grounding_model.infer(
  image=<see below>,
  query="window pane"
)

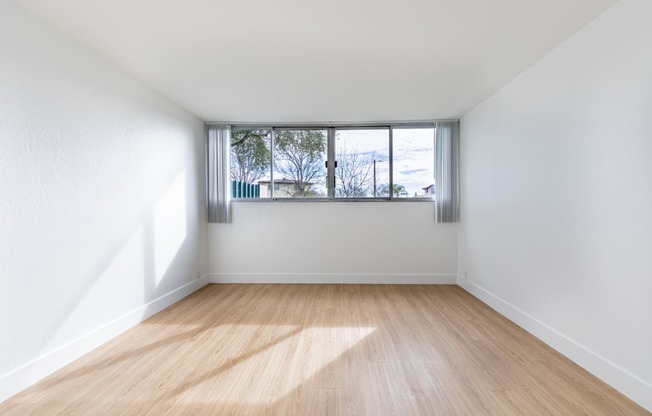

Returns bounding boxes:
[392,127,435,198]
[230,129,271,199]
[273,129,328,198]
[334,129,389,198]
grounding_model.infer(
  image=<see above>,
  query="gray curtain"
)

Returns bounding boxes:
[207,124,231,223]
[434,121,460,223]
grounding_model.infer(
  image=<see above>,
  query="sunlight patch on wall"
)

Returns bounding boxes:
[153,171,187,285]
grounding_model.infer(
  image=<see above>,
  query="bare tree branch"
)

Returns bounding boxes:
[335,142,375,197]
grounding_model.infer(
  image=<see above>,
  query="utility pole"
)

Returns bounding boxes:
[373,159,377,197]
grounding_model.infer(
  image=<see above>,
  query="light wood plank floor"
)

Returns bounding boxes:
[1,284,648,415]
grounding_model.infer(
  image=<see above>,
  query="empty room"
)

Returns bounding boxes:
[1,0,650,414]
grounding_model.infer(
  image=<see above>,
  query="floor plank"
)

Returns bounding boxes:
[0,284,648,415]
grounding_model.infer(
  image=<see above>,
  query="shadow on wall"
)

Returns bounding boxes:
[30,168,197,362]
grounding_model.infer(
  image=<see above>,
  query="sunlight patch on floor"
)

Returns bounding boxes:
[174,325,376,405]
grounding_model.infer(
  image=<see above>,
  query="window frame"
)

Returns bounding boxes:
[230,121,451,202]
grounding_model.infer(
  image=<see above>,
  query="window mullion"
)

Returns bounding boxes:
[388,126,394,200]
[327,127,335,199]
[270,128,275,199]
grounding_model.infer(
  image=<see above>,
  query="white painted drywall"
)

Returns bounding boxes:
[0,0,207,402]
[459,0,652,410]
[209,202,457,282]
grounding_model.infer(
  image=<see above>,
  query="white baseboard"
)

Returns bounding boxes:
[0,275,210,405]
[457,276,652,412]
[209,273,457,284]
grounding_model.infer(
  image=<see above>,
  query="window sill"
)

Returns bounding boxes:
[232,198,435,203]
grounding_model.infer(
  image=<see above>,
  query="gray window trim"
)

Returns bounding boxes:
[228,120,454,202]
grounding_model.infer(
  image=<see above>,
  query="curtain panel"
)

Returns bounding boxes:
[207,124,231,223]
[434,121,460,223]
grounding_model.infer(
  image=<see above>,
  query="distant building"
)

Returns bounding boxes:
[258,178,315,198]
[422,184,436,196]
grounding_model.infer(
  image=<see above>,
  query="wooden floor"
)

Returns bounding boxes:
[1,285,648,416]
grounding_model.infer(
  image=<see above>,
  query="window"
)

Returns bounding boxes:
[392,127,435,199]
[335,128,389,198]
[273,129,328,198]
[229,124,438,201]
[230,129,271,199]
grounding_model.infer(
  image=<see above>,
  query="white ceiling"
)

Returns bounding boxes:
[12,0,618,122]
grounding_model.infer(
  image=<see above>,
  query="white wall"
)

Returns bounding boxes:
[0,1,207,402]
[458,0,652,410]
[209,202,457,283]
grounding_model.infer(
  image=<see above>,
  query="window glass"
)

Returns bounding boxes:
[230,129,271,199]
[335,129,389,198]
[391,127,435,198]
[273,129,328,198]
[230,124,439,201]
